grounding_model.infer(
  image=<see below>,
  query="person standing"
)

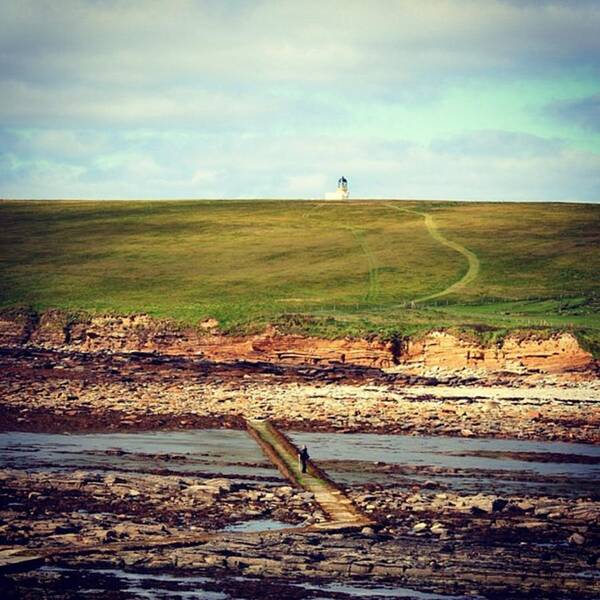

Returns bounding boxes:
[298,445,309,473]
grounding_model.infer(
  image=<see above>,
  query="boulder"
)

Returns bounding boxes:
[568,533,585,546]
[412,522,428,533]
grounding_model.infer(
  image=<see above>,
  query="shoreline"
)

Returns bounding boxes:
[1,337,599,598]
[1,347,598,444]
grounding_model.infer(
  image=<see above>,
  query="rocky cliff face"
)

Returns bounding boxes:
[0,310,593,374]
[403,330,593,373]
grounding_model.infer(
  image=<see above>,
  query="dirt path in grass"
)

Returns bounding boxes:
[343,226,380,301]
[388,204,480,302]
[300,202,476,305]
[302,204,380,302]
[247,419,373,528]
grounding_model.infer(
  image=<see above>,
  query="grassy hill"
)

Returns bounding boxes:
[1,199,599,351]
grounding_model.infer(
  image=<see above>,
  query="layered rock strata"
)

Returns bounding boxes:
[2,467,598,598]
[0,310,594,374]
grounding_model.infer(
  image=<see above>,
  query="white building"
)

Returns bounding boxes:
[324,176,349,200]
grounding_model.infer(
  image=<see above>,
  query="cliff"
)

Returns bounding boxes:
[0,309,593,374]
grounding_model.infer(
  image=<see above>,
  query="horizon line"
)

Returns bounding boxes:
[1,197,598,205]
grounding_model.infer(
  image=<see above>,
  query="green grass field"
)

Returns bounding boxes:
[1,200,599,351]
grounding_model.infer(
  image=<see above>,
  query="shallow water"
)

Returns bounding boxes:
[1,429,598,497]
[0,429,282,481]
[298,580,470,599]
[30,567,476,599]
[222,517,297,532]
[289,431,600,496]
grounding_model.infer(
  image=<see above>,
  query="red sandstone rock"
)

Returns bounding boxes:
[403,331,592,374]
[0,310,594,374]
[29,310,68,346]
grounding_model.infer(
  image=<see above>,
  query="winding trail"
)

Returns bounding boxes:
[300,202,326,218]
[387,204,480,303]
[302,202,478,305]
[247,419,373,530]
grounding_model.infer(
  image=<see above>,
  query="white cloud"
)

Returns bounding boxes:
[2,129,598,201]
[1,1,599,125]
[1,1,599,200]
[191,168,219,185]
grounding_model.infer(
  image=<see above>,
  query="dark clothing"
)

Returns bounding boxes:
[299,447,309,473]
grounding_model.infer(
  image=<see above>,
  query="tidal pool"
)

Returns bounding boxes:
[222,517,298,533]
[21,567,478,599]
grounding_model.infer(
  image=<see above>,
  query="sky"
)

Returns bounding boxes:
[0,0,599,201]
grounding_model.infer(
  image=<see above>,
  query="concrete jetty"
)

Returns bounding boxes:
[247,419,374,530]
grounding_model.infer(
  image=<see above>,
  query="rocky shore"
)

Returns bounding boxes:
[1,317,599,598]
[0,468,324,545]
[1,347,598,443]
[1,463,598,598]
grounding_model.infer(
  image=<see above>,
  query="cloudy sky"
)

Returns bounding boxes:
[1,0,599,201]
